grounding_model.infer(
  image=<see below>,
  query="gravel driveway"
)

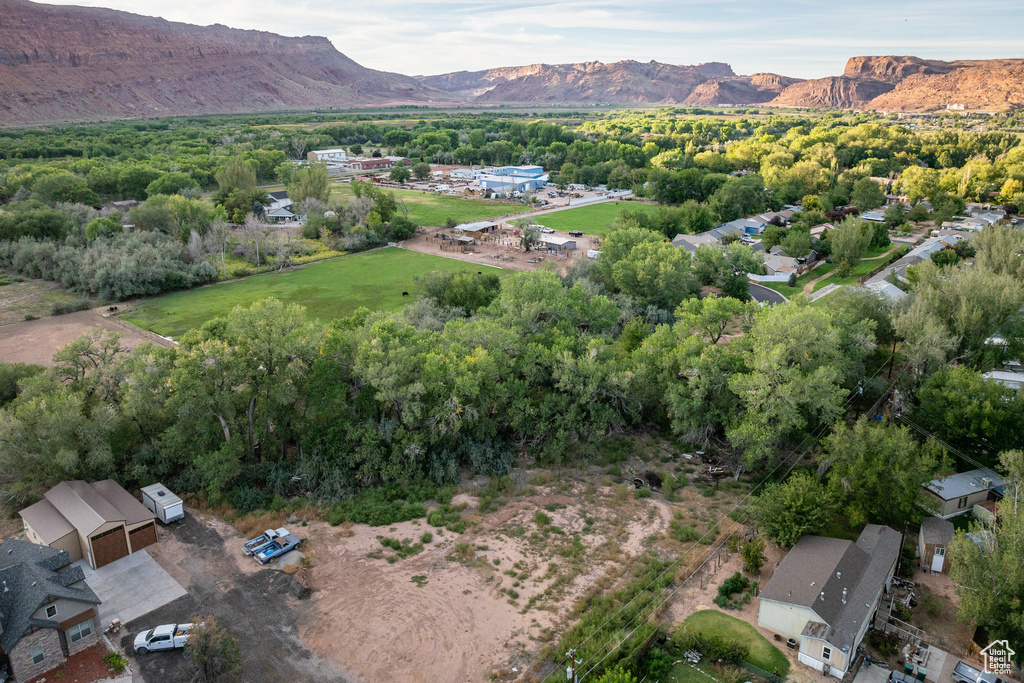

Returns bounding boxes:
[120,516,346,683]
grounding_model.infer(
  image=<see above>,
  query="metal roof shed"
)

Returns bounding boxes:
[140,484,184,524]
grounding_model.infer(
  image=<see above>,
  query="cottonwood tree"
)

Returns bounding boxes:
[204,219,232,278]
[821,419,946,527]
[240,215,270,266]
[674,295,754,344]
[751,470,833,546]
[949,450,1024,655]
[214,157,257,194]
[288,163,330,205]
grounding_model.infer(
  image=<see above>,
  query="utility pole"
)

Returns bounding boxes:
[566,648,580,683]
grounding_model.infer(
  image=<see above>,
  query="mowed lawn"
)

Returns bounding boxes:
[681,610,791,676]
[125,248,503,338]
[533,201,661,237]
[330,184,530,226]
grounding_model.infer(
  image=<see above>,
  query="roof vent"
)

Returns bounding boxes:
[842,588,848,604]
[836,571,841,579]
[820,591,825,601]
[981,477,992,489]
[157,490,166,497]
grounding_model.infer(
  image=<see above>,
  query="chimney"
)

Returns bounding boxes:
[842,588,848,604]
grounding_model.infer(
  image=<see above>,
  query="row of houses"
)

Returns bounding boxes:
[863,230,970,300]
[306,149,409,175]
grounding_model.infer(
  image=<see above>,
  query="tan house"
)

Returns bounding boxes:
[921,468,1004,519]
[0,539,101,681]
[918,517,954,574]
[20,480,157,570]
[757,525,902,678]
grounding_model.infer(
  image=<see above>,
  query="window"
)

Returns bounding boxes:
[822,646,832,661]
[44,604,57,619]
[68,620,92,643]
[935,547,945,557]
[958,496,969,509]
[30,643,44,664]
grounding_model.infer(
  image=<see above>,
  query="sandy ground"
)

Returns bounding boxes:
[0,308,170,366]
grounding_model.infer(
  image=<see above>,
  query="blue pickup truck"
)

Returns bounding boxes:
[253,533,302,564]
[243,527,289,556]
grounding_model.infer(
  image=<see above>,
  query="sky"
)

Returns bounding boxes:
[41,0,1024,78]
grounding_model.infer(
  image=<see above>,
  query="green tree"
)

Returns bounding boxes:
[215,157,257,194]
[674,295,753,344]
[117,166,162,201]
[288,163,331,205]
[593,667,637,683]
[949,450,1024,656]
[752,470,833,546]
[390,165,411,184]
[691,243,764,301]
[146,171,199,198]
[850,177,886,211]
[781,228,812,258]
[85,217,122,241]
[412,162,431,180]
[822,419,945,527]
[883,203,906,229]
[828,218,871,270]
[742,537,766,574]
[187,617,242,683]
[32,172,99,206]
[761,224,788,250]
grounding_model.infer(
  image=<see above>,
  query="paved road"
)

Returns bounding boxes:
[749,282,788,305]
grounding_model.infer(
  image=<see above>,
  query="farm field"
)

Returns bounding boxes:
[124,248,503,338]
[330,183,530,226]
[533,201,660,237]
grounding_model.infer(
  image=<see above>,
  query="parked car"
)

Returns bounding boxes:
[539,227,555,233]
[953,661,1007,683]
[889,672,917,683]
[134,623,195,654]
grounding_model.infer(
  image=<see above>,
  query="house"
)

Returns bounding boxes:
[757,525,902,678]
[539,235,577,252]
[264,191,292,213]
[860,209,887,223]
[672,223,745,253]
[981,370,1024,392]
[266,207,299,223]
[921,469,1005,519]
[918,517,955,573]
[0,539,101,682]
[863,280,908,302]
[764,253,800,276]
[307,148,348,163]
[20,480,158,570]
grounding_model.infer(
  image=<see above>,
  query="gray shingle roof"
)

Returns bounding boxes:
[22,480,155,541]
[0,539,100,654]
[762,525,901,653]
[920,517,955,546]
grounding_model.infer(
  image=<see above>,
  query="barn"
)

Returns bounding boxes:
[19,480,158,570]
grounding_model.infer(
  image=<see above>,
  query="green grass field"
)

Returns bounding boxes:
[533,201,661,237]
[681,610,791,676]
[125,248,503,338]
[330,184,530,227]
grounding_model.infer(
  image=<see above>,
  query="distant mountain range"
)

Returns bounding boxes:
[1,0,1021,126]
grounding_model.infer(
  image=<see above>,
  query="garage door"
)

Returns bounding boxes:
[91,527,129,568]
[128,522,157,552]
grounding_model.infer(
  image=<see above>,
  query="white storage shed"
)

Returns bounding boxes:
[140,483,184,524]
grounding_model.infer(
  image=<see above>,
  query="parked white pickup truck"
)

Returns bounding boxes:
[134,623,195,654]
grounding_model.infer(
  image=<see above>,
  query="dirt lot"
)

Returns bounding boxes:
[121,513,345,683]
[0,273,98,326]
[0,308,168,366]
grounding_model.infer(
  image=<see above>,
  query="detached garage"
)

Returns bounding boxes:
[19,480,157,570]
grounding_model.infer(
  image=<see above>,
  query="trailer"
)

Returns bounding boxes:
[253,533,302,564]
[140,483,184,524]
[952,661,1007,683]
[243,527,289,556]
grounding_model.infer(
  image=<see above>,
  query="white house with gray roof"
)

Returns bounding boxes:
[757,525,902,678]
[922,468,1004,519]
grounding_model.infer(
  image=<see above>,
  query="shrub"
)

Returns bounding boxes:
[669,521,699,543]
[672,625,749,664]
[426,503,466,533]
[534,511,551,527]
[231,487,268,514]
[741,537,766,574]
[327,481,444,527]
[714,572,754,609]
[50,299,90,316]
[103,651,128,674]
[634,487,651,499]
[420,531,433,544]
[919,594,941,618]
[866,628,900,657]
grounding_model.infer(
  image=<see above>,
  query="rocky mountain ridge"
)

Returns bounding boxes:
[0,0,447,126]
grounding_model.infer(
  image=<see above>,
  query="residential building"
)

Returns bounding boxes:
[862,280,908,302]
[981,370,1024,392]
[348,157,404,172]
[539,235,577,252]
[307,148,348,162]
[757,525,902,678]
[0,539,101,681]
[764,253,800,276]
[921,468,1005,519]
[918,517,954,574]
[671,223,745,253]
[20,480,158,570]
[266,207,299,223]
[264,191,292,213]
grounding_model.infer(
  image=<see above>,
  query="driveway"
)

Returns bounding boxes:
[120,514,345,682]
[854,662,892,683]
[749,282,788,305]
[75,548,187,628]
